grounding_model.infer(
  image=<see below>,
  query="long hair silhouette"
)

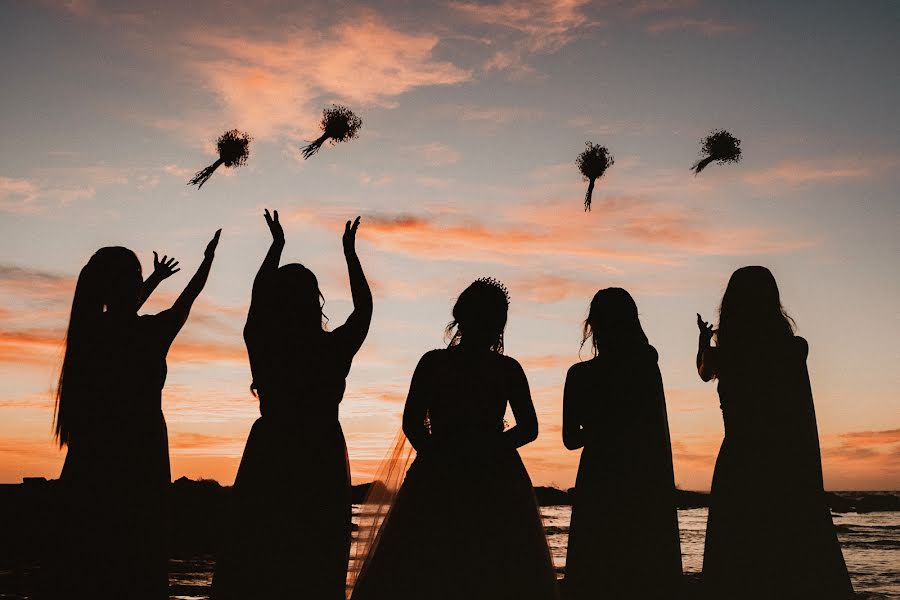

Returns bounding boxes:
[55,246,142,447]
[716,266,795,350]
[445,277,510,353]
[247,263,326,396]
[581,287,649,356]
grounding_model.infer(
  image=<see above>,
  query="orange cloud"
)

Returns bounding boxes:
[821,428,900,480]
[519,353,577,371]
[0,437,63,482]
[168,338,247,364]
[0,327,245,370]
[345,196,811,266]
[169,431,246,455]
[0,329,63,367]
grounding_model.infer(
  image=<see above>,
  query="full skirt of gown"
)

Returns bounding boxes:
[702,436,853,599]
[563,445,682,599]
[211,416,351,600]
[351,435,559,600]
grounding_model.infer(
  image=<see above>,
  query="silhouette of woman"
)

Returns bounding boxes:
[562,288,682,599]
[351,278,559,600]
[697,266,852,598]
[45,233,221,599]
[211,210,372,600]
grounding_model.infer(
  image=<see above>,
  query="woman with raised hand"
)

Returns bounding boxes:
[351,278,558,600]
[562,288,682,599]
[46,232,221,599]
[212,210,372,600]
[697,266,852,598]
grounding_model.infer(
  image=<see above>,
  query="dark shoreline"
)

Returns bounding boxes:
[1,477,897,566]
[1,478,896,599]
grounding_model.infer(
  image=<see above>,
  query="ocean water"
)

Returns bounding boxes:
[541,507,900,598]
[158,506,900,599]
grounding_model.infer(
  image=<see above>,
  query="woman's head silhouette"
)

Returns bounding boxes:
[55,246,143,446]
[582,287,648,357]
[270,263,327,332]
[717,265,795,349]
[446,277,510,353]
[82,246,143,313]
[248,263,327,396]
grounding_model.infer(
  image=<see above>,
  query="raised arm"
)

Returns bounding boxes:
[137,251,180,310]
[504,358,539,448]
[696,313,717,382]
[333,216,373,357]
[402,351,437,453]
[252,209,285,298]
[162,230,220,337]
[562,364,585,450]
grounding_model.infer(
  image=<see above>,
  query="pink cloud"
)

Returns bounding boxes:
[450,0,600,77]
[451,0,595,53]
[179,16,471,140]
[744,156,900,187]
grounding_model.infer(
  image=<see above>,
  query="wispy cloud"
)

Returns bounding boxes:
[451,0,599,76]
[628,0,700,16]
[452,0,595,52]
[744,156,900,188]
[457,105,544,124]
[0,176,95,214]
[821,428,900,488]
[645,17,742,35]
[175,16,471,141]
[283,195,815,269]
[418,142,462,166]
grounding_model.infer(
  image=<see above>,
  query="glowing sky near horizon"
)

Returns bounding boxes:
[0,0,898,490]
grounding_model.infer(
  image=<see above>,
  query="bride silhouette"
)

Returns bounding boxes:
[211,210,371,599]
[351,278,559,600]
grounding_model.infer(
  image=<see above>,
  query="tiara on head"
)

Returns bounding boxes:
[475,276,510,306]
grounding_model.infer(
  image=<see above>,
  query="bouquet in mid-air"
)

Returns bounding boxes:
[691,129,742,175]
[576,142,615,211]
[300,104,363,159]
[188,129,251,189]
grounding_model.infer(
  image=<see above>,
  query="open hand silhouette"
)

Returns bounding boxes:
[263,208,284,243]
[151,252,180,280]
[697,313,715,346]
[343,216,361,255]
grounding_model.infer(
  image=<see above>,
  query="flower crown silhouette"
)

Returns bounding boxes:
[475,276,510,306]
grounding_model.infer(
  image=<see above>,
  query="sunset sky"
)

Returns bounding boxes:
[1,0,898,490]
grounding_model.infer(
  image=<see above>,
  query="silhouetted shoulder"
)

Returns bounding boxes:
[416,348,447,370]
[139,309,185,346]
[421,348,446,361]
[566,359,592,380]
[499,354,527,377]
[793,336,809,359]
